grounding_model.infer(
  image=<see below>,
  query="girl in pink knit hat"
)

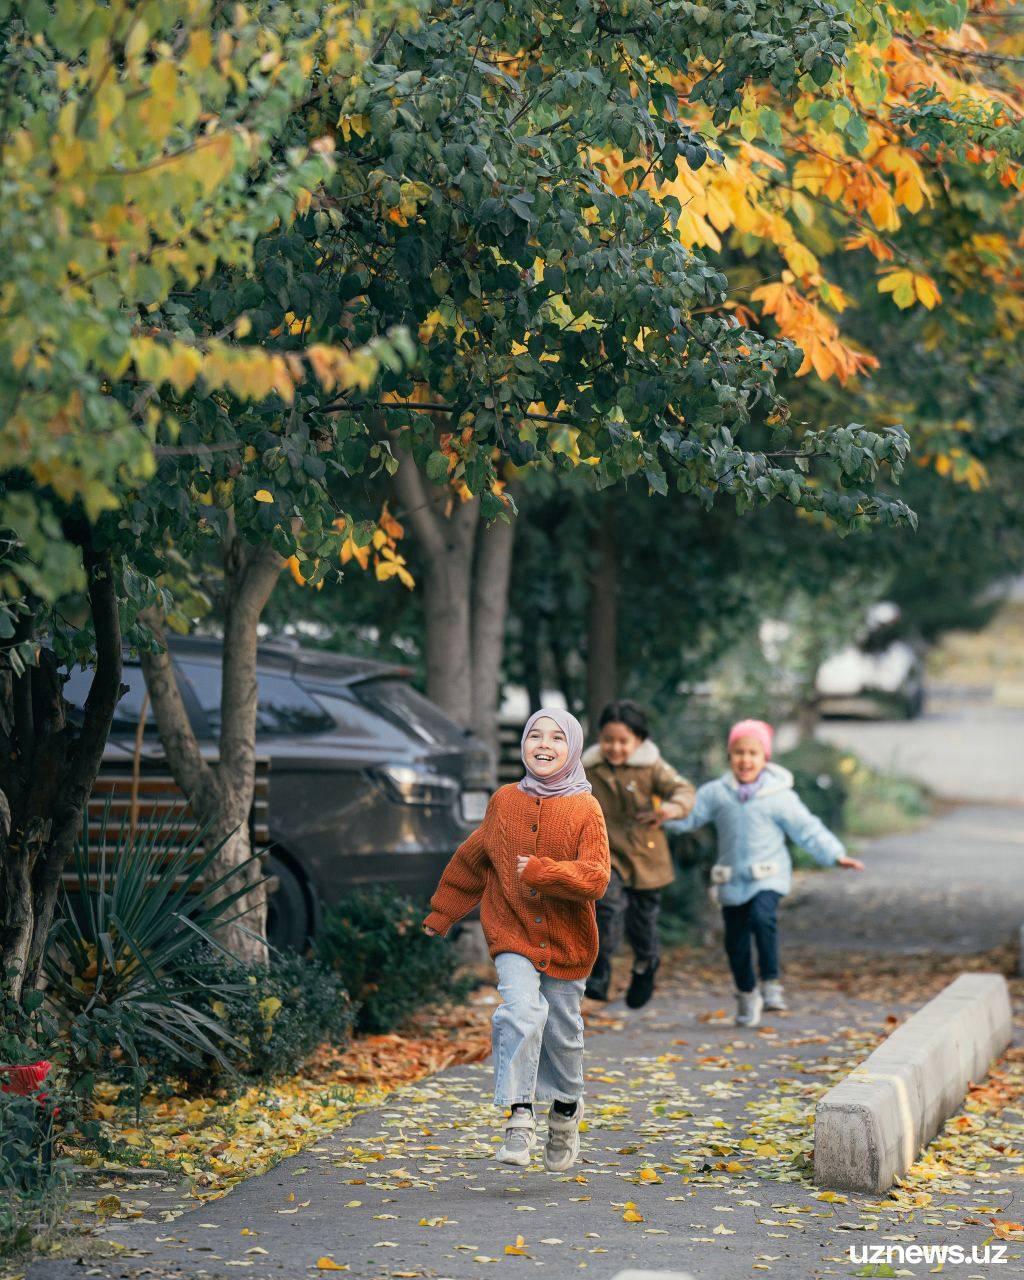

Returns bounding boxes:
[664,718,863,1026]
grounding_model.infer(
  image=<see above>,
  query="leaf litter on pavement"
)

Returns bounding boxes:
[65,994,495,1229]
[58,945,1023,1274]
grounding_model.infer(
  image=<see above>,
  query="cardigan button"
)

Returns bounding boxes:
[539,941,547,948]
[529,889,537,897]
[531,824,538,832]
[534,916,542,924]
[539,960,548,968]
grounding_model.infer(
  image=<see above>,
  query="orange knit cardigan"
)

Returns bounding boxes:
[424,784,611,979]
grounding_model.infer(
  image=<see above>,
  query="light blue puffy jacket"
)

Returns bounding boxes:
[662,763,845,906]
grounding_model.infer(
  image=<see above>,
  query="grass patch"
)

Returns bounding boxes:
[779,738,932,861]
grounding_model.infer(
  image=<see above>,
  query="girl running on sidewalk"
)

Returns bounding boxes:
[583,699,695,1009]
[423,708,610,1171]
[664,719,863,1028]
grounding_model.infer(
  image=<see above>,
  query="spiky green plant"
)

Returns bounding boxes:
[45,803,265,1105]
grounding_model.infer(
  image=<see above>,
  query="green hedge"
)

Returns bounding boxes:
[138,952,354,1085]
[314,888,470,1034]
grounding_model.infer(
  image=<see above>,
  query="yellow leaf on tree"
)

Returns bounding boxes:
[254,489,274,503]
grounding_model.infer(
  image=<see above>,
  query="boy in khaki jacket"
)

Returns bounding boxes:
[583,700,695,1008]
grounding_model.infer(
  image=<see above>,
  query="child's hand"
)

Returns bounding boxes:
[422,924,439,937]
[516,855,530,876]
[638,802,684,827]
[837,855,865,871]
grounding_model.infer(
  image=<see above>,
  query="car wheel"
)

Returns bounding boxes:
[900,685,925,720]
[265,853,312,952]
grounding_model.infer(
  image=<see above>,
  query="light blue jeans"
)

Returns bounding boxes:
[491,951,586,1108]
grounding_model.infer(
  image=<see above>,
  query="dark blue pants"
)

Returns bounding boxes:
[590,868,661,993]
[722,890,781,993]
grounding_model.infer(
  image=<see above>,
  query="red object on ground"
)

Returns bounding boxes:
[1,1059,53,1096]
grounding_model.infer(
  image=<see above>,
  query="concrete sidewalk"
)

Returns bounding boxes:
[24,792,1024,1280]
[28,958,1023,1280]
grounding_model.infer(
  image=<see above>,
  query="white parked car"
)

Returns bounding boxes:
[816,603,925,719]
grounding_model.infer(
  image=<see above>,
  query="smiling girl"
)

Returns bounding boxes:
[665,718,863,1028]
[423,708,610,1171]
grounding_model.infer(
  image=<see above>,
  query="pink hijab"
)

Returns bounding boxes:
[518,708,592,798]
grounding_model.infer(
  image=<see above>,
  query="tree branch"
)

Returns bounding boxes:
[138,608,219,816]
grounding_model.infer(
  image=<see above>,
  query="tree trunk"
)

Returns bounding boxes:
[0,792,35,1002]
[140,536,282,963]
[392,448,478,727]
[797,691,822,742]
[0,544,123,999]
[470,499,516,769]
[586,495,618,729]
[26,547,123,985]
[521,620,543,717]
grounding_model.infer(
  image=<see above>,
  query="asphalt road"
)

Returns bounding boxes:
[817,694,1024,806]
[786,801,1024,955]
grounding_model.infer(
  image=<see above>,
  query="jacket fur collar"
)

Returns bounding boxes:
[583,739,661,769]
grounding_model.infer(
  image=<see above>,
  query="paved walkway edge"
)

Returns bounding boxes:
[813,972,1013,1194]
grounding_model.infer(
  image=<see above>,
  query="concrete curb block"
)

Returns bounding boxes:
[814,972,1013,1194]
[611,1273,694,1280]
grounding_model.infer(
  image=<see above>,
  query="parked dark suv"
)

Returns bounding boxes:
[64,637,491,949]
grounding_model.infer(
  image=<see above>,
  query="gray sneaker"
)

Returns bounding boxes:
[544,1099,584,1173]
[761,980,787,1011]
[735,988,763,1028]
[497,1110,536,1167]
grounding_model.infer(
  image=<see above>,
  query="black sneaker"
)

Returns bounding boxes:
[584,979,609,1002]
[625,960,660,1009]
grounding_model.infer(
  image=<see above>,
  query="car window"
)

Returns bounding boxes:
[62,663,159,735]
[178,661,333,737]
[354,678,463,746]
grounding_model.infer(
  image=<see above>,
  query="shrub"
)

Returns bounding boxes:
[139,951,354,1085]
[315,888,470,1034]
[777,739,931,854]
[45,805,265,1104]
[776,739,849,835]
[0,990,73,1260]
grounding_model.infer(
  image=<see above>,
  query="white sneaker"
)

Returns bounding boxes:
[497,1109,537,1167]
[761,980,787,1011]
[544,1099,584,1173]
[735,989,763,1028]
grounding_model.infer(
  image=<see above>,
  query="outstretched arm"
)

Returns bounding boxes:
[776,793,846,867]
[424,816,491,935]
[639,758,697,824]
[662,784,716,835]
[520,801,611,902]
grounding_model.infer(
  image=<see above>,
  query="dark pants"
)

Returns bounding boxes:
[590,868,661,991]
[722,890,781,993]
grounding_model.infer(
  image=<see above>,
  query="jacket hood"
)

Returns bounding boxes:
[583,738,661,769]
[721,761,794,797]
